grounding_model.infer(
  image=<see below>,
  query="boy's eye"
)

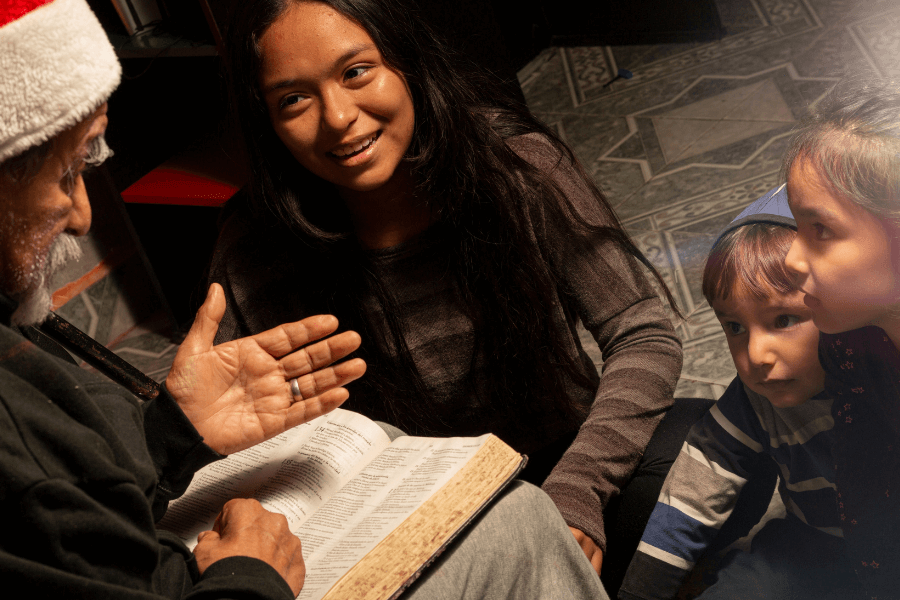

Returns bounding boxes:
[722,321,746,336]
[775,315,801,329]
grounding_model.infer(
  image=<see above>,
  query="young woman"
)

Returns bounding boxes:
[783,79,900,598]
[209,0,685,580]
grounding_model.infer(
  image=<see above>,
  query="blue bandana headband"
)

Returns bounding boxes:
[717,184,795,243]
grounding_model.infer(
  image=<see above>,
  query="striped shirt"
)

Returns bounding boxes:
[619,377,838,600]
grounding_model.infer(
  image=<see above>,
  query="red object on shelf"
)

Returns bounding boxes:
[120,167,240,206]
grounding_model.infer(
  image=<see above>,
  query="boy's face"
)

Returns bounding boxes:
[712,283,824,407]
[785,159,900,334]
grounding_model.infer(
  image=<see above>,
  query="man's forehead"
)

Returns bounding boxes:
[56,107,108,161]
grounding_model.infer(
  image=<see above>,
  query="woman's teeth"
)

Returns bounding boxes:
[331,133,377,157]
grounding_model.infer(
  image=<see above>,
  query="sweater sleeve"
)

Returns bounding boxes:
[618,378,764,600]
[142,386,224,522]
[510,135,682,551]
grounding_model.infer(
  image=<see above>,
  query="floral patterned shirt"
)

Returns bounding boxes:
[820,327,900,600]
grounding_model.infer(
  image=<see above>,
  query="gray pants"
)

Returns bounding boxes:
[378,423,608,600]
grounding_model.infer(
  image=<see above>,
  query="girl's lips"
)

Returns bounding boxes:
[327,131,381,163]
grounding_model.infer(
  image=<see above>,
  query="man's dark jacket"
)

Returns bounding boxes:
[0,295,294,599]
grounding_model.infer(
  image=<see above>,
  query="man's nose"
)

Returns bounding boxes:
[65,176,92,237]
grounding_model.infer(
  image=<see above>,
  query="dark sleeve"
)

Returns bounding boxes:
[0,369,292,600]
[184,558,294,600]
[142,386,224,522]
[511,135,682,551]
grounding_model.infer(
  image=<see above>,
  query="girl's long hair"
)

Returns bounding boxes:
[223,0,678,437]
[782,78,900,227]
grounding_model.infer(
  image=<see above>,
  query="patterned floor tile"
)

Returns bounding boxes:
[681,335,738,387]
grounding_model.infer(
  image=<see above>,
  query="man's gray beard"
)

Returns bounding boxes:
[11,234,83,327]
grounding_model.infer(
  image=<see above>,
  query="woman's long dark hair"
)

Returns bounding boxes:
[223,0,678,438]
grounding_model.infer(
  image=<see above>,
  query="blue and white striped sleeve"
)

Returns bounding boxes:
[619,378,764,600]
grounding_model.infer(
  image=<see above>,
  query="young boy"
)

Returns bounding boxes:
[618,186,859,599]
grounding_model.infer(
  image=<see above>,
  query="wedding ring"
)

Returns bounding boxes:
[290,377,302,400]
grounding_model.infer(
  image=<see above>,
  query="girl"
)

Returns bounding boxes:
[209,0,684,580]
[783,79,900,599]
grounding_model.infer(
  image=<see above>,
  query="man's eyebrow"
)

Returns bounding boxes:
[264,43,375,94]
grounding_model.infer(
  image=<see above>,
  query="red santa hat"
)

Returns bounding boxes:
[0,0,121,163]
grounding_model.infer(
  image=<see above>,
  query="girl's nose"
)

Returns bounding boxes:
[784,237,806,275]
[321,88,359,132]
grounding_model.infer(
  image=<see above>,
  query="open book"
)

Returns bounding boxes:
[157,409,526,600]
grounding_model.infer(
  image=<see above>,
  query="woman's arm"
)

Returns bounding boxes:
[510,133,682,554]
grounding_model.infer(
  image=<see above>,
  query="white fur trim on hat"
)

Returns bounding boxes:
[0,0,121,163]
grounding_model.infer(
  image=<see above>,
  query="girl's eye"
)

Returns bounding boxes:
[722,321,746,336]
[279,94,305,110]
[813,223,833,240]
[345,66,371,81]
[775,315,801,329]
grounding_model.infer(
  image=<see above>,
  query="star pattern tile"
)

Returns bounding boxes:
[522,0,900,398]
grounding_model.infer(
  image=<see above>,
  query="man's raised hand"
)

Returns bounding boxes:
[166,283,366,455]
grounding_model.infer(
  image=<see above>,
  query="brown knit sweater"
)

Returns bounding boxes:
[207,135,682,551]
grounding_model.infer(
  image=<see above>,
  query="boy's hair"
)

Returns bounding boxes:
[702,223,796,302]
[781,78,900,225]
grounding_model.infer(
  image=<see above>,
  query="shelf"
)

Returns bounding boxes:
[108,29,216,59]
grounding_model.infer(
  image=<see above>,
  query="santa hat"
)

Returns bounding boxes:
[0,0,121,163]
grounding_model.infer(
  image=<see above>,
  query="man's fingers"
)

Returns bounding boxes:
[280,331,362,378]
[180,284,227,357]
[287,358,366,399]
[252,315,340,358]
[285,387,350,428]
[196,530,217,543]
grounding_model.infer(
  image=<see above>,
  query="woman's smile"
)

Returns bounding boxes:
[327,130,382,162]
[258,2,415,198]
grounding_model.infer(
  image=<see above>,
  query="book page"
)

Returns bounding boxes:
[157,409,391,547]
[297,435,490,600]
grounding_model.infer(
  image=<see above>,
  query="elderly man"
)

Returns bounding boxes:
[0,1,608,599]
[0,0,366,597]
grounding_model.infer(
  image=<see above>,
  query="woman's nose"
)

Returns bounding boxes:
[321,88,359,132]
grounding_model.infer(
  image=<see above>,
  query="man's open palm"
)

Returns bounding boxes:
[166,284,366,455]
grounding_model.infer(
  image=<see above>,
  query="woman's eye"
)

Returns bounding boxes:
[775,315,801,329]
[723,321,746,335]
[345,66,371,81]
[279,94,304,110]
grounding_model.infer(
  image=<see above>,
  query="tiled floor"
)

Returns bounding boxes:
[523,0,900,398]
[58,0,900,397]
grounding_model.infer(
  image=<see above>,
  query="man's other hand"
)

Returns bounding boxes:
[194,499,305,595]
